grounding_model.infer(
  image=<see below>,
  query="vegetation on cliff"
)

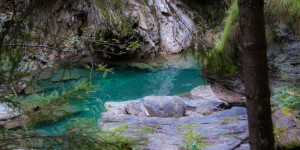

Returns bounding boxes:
[204,0,300,75]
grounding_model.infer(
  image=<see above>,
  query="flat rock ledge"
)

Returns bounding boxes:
[99,85,250,150]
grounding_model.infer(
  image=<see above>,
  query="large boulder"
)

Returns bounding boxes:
[125,101,149,116]
[104,100,149,116]
[142,96,186,118]
[195,100,228,115]
[186,85,229,115]
[190,85,220,100]
[0,104,18,120]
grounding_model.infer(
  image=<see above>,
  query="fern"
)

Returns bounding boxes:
[3,81,94,127]
[0,81,144,149]
[0,119,145,149]
[273,85,300,111]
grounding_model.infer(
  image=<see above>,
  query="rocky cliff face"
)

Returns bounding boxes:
[268,24,300,80]
[2,0,200,59]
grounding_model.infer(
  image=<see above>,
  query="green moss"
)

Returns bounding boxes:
[202,0,238,75]
[140,126,157,134]
[177,124,198,133]
[113,125,129,134]
[214,0,238,53]
[218,133,234,139]
[183,131,208,150]
[274,124,300,149]
[220,117,237,125]
[204,0,300,75]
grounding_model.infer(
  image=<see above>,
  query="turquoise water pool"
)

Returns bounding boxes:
[33,66,206,134]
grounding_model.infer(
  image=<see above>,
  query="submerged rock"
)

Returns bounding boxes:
[53,105,83,121]
[0,104,82,129]
[50,68,83,82]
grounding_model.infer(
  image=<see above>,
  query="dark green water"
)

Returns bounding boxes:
[33,66,206,134]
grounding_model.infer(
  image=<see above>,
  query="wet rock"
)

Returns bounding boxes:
[142,96,186,118]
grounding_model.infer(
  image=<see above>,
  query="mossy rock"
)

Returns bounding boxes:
[273,109,300,149]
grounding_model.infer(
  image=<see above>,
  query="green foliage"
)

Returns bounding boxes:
[0,12,34,88]
[0,81,144,149]
[140,126,156,134]
[202,49,237,75]
[202,0,238,75]
[3,81,94,127]
[89,0,142,57]
[183,131,208,150]
[204,0,300,75]
[113,125,129,134]
[220,117,236,125]
[62,119,144,150]
[0,119,144,149]
[177,124,198,133]
[265,0,300,34]
[272,85,300,111]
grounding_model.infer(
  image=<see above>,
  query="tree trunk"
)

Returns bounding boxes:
[238,0,275,149]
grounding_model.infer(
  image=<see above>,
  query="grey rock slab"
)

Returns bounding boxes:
[142,133,184,150]
[207,107,247,119]
[185,110,203,117]
[142,96,186,118]
[104,101,140,116]
[190,85,220,100]
[0,104,19,120]
[100,98,249,150]
[204,144,236,150]
[195,100,228,115]
[125,101,149,116]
